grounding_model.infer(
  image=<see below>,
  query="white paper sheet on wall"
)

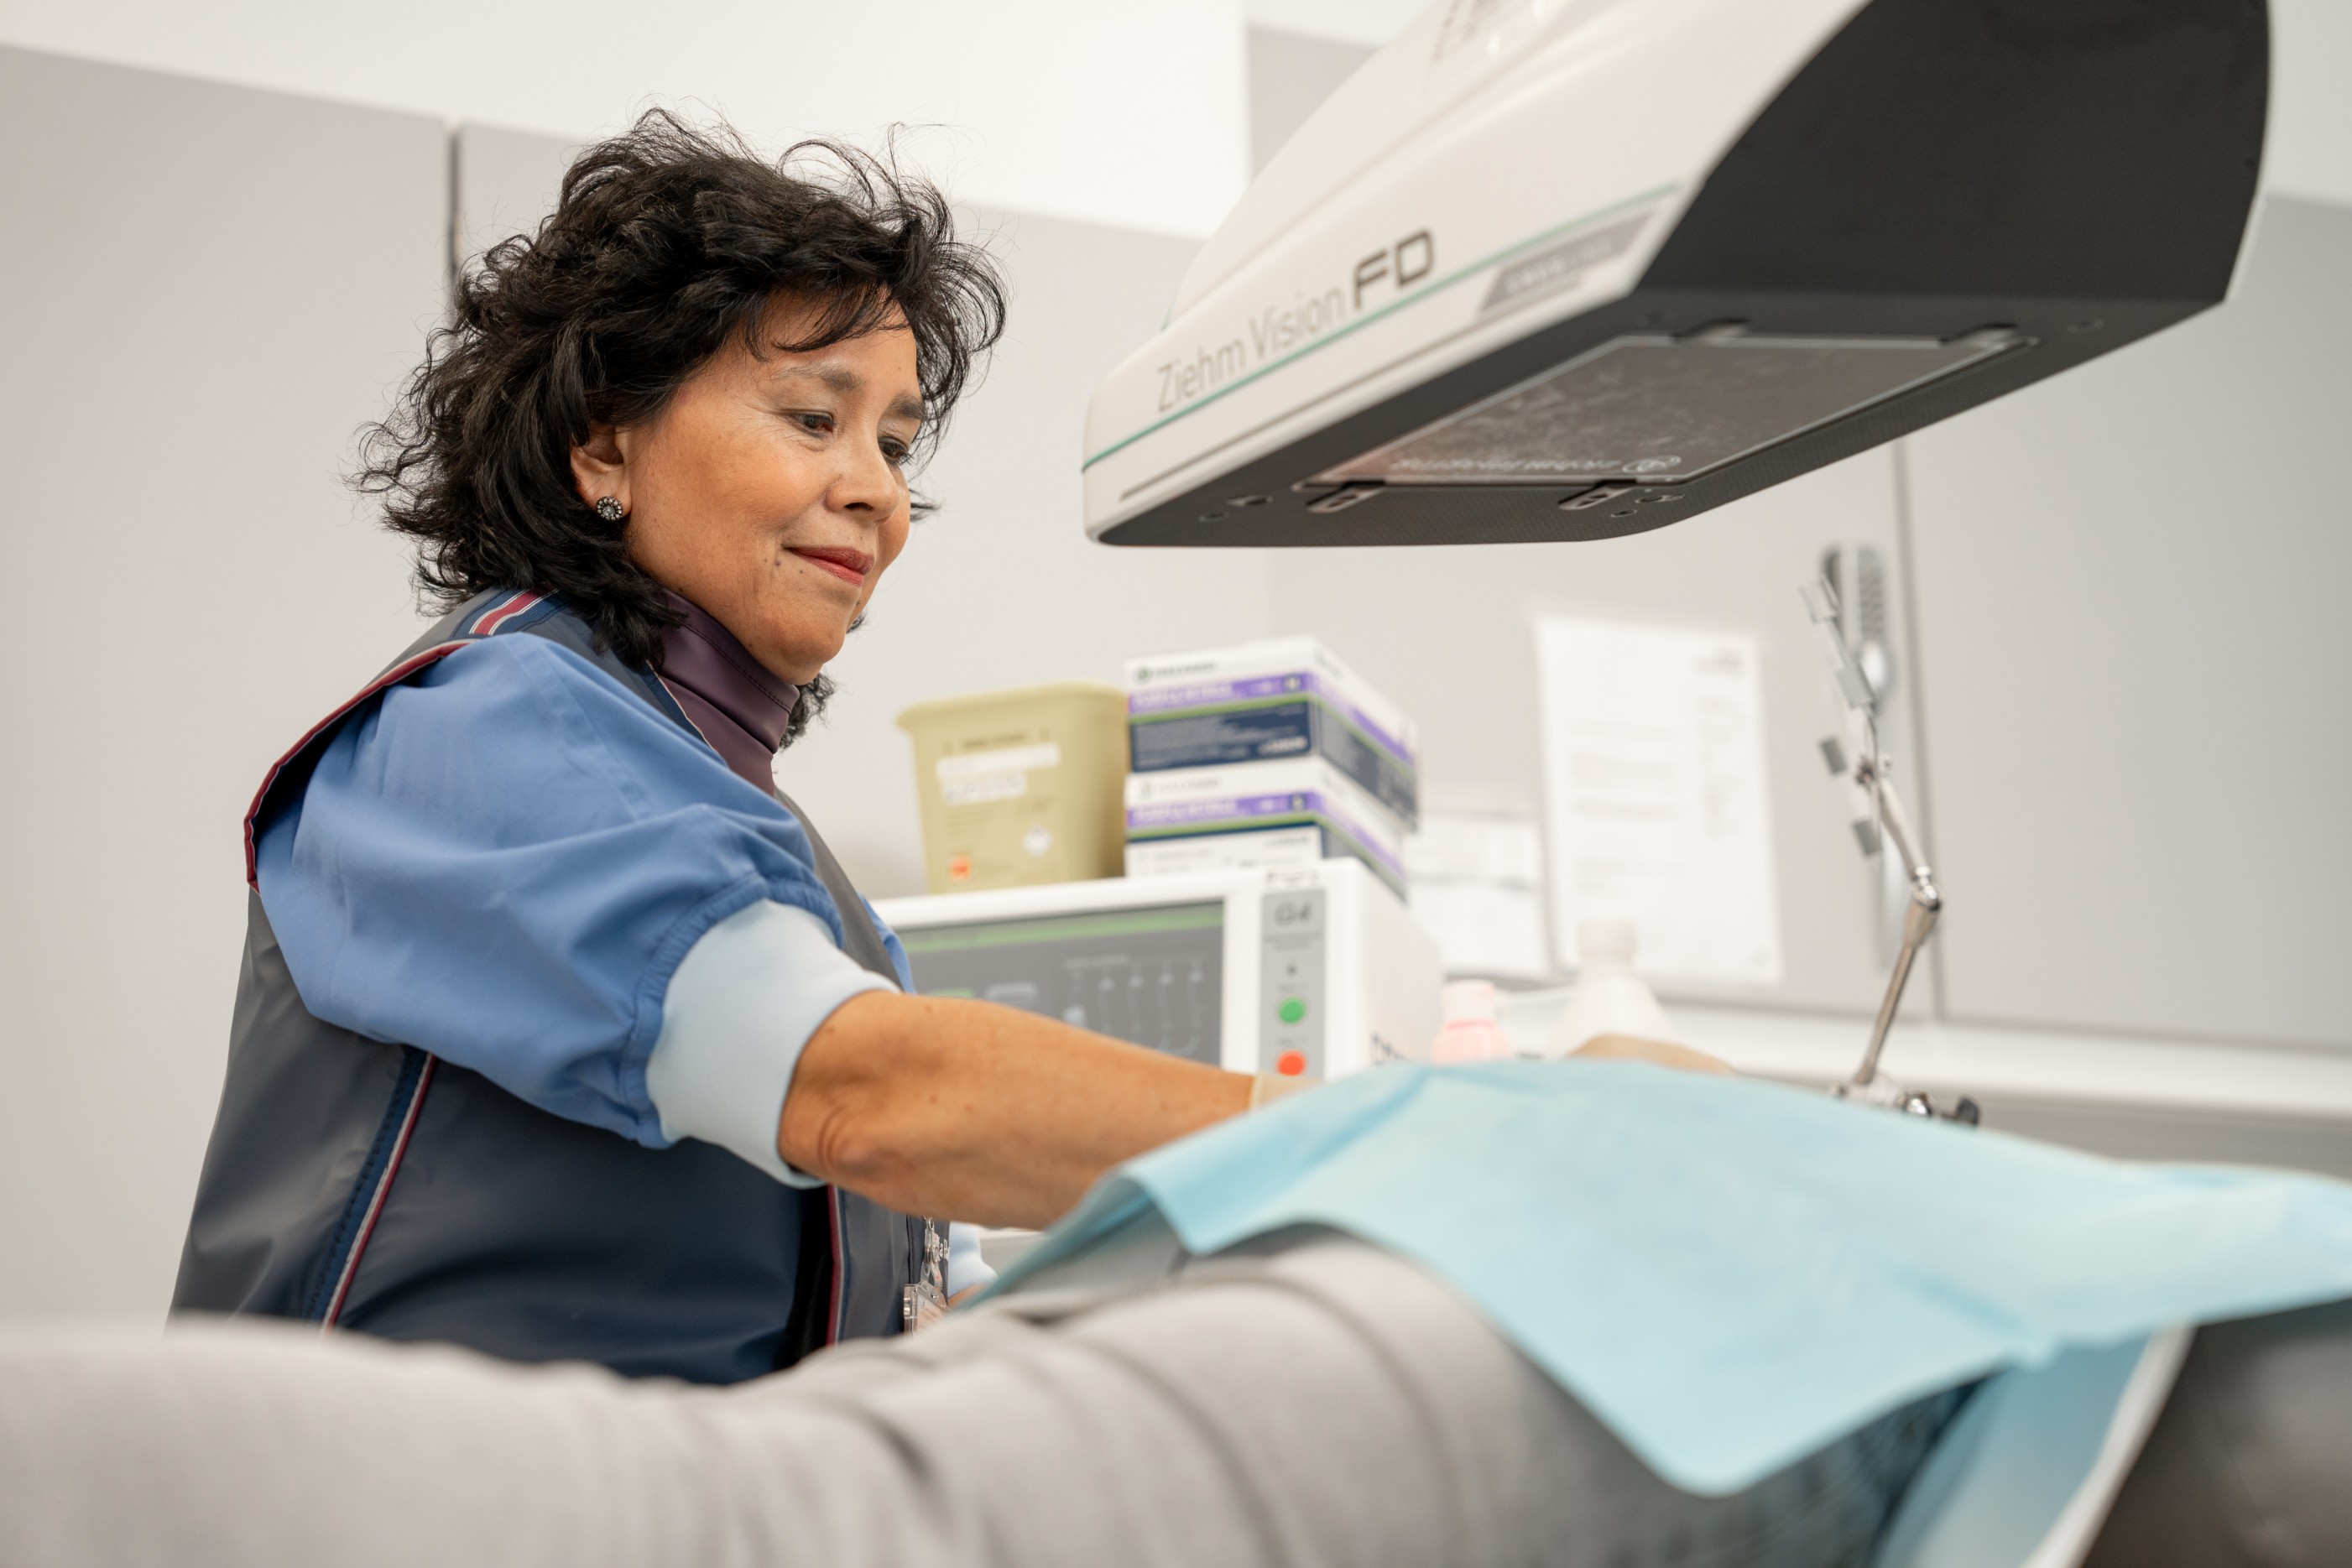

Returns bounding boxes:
[1535,616,1783,986]
[1404,814,1552,981]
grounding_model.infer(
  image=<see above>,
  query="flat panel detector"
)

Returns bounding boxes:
[1314,330,2021,489]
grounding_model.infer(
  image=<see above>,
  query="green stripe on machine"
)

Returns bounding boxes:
[896,901,1224,956]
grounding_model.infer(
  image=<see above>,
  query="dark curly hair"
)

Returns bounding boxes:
[357,109,1007,739]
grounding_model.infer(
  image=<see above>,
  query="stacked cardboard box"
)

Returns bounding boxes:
[1122,637,1419,893]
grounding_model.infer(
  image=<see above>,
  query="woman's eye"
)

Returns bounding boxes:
[881,440,910,466]
[791,411,834,435]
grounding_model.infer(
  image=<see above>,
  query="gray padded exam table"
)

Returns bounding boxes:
[3,1222,2348,1568]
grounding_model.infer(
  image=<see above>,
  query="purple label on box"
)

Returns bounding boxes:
[1128,674,1307,714]
[1126,790,1311,827]
[1128,672,1415,768]
[1127,790,1403,878]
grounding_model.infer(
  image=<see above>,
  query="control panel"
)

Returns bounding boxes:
[876,860,1438,1085]
[1258,887,1328,1078]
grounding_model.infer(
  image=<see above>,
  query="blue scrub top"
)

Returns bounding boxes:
[252,631,911,1151]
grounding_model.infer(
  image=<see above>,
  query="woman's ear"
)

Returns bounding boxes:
[570,424,629,515]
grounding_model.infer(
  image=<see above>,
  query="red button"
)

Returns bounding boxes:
[1275,1050,1307,1076]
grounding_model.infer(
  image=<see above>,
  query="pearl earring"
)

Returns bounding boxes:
[594,496,627,523]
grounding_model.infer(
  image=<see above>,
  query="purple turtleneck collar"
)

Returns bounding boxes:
[656,593,801,793]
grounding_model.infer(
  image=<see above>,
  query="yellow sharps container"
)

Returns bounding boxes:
[894,681,1129,893]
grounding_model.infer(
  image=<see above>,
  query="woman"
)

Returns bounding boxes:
[173,112,1250,1382]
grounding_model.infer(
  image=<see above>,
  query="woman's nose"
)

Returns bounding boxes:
[832,439,902,518]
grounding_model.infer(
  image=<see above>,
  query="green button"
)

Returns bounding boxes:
[1277,998,1307,1026]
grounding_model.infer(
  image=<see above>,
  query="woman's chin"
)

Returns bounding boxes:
[757,628,846,686]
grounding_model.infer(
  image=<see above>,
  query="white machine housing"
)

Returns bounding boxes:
[1083,0,2266,547]
[873,859,1441,1081]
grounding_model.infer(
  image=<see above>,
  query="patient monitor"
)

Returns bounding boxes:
[1082,0,2267,549]
[875,861,1442,1081]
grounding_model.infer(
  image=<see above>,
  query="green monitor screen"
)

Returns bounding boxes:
[895,901,1224,1065]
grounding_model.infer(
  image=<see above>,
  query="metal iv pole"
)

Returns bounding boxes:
[1802,576,1975,1123]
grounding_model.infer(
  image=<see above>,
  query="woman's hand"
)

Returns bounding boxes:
[1566,1034,1734,1075]
[778,994,1253,1232]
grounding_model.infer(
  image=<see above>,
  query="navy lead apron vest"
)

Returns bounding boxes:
[173,589,930,1383]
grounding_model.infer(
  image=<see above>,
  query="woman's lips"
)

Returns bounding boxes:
[791,546,872,586]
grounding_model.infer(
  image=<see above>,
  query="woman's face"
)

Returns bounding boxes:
[572,294,923,684]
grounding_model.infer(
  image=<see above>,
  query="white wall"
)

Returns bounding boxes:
[0,0,1249,237]
[2268,0,2352,206]
[1245,27,1371,173]
[0,49,445,1318]
[1901,195,2352,1050]
[1242,0,1428,49]
[15,1,2336,225]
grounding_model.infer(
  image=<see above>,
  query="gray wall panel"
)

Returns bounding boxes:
[0,47,443,1316]
[1246,27,1371,175]
[1903,195,2352,1048]
[1971,1098,2352,1184]
[1262,450,1938,1018]
[455,121,579,262]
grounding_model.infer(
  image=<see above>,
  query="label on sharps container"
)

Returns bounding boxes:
[935,742,1060,808]
[936,742,1061,778]
[1129,698,1417,824]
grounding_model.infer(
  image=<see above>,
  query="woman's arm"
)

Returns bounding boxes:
[780,995,1253,1230]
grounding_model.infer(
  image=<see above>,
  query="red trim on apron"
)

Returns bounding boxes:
[320,1055,438,1331]
[467,589,545,638]
[241,591,548,888]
